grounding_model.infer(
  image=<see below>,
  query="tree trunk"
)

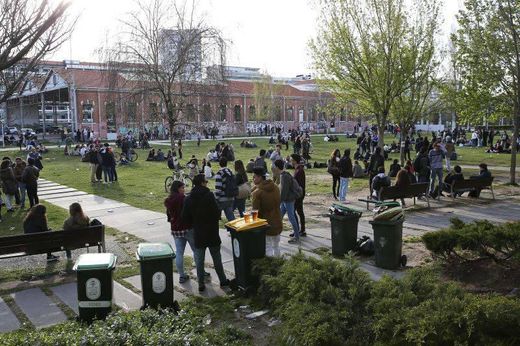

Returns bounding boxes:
[400,126,408,166]
[510,107,519,185]
[377,123,385,149]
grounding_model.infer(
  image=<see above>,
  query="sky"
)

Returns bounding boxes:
[53,0,461,77]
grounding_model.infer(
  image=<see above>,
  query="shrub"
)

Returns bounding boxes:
[422,218,520,263]
[1,298,251,346]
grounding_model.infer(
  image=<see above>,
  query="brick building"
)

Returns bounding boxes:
[5,61,360,138]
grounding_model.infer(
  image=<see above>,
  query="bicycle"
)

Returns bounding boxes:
[114,148,138,162]
[165,169,193,193]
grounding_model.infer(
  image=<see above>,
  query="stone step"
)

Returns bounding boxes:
[42,191,88,200]
[50,282,79,315]
[38,188,79,196]
[11,288,67,329]
[0,297,21,333]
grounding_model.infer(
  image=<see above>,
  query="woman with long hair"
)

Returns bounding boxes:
[394,169,411,206]
[233,160,249,217]
[164,180,194,283]
[24,204,59,262]
[327,149,341,199]
[63,202,90,259]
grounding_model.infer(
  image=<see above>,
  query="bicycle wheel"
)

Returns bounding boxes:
[130,150,138,162]
[183,175,193,194]
[165,176,174,193]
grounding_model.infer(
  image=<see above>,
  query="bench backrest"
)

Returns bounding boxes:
[452,177,494,190]
[379,182,429,200]
[0,225,105,256]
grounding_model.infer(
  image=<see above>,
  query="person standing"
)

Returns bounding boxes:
[338,149,353,202]
[22,157,39,208]
[177,139,183,159]
[291,154,306,237]
[413,147,431,183]
[275,159,301,244]
[367,147,384,196]
[24,204,59,262]
[98,144,113,183]
[0,160,17,212]
[445,137,455,171]
[233,160,249,217]
[327,149,341,199]
[182,174,230,292]
[269,144,283,183]
[164,181,195,283]
[87,145,99,183]
[214,157,236,222]
[14,157,27,209]
[428,142,446,197]
[251,167,283,256]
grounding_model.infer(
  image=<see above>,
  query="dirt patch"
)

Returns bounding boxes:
[442,259,520,294]
[402,240,432,268]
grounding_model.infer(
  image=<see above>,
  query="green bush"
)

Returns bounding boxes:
[422,219,520,263]
[1,298,251,346]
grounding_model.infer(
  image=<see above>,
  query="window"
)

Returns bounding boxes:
[202,104,211,122]
[233,105,241,122]
[127,102,137,124]
[186,104,196,122]
[82,103,93,123]
[219,104,227,122]
[286,106,294,121]
[274,105,282,121]
[106,102,116,128]
[249,105,256,120]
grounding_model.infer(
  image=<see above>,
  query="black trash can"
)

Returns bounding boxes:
[369,218,405,269]
[329,206,362,257]
[136,243,176,309]
[74,253,117,323]
[226,220,269,292]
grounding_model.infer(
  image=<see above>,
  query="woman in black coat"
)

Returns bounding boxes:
[182,174,229,292]
[0,159,17,211]
[23,204,59,261]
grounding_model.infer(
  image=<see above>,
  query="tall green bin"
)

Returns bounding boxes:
[226,224,269,292]
[369,218,404,269]
[74,253,117,323]
[329,205,362,257]
[136,243,176,309]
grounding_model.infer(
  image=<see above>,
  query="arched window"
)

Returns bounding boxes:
[233,105,241,122]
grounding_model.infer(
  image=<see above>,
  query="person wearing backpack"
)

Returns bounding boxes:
[214,157,237,222]
[413,146,431,183]
[274,159,301,244]
[291,154,307,237]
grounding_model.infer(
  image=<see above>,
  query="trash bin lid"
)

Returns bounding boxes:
[136,243,175,261]
[73,253,117,271]
[225,218,269,232]
[330,203,363,217]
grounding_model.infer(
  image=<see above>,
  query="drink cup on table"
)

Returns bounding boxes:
[251,209,258,221]
[244,211,251,223]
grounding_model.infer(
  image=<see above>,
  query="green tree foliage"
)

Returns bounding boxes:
[311,0,441,148]
[252,73,282,121]
[452,0,520,184]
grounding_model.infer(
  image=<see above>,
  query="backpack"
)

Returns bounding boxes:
[223,169,239,197]
[291,176,304,199]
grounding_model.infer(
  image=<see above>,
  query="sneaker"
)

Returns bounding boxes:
[198,283,206,292]
[299,232,307,237]
[179,275,189,284]
[288,238,299,244]
[289,233,295,237]
[47,254,60,262]
[220,279,230,288]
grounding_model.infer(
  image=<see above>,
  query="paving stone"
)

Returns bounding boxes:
[39,188,79,196]
[50,282,79,315]
[113,281,142,311]
[42,191,88,200]
[0,297,21,333]
[11,288,67,329]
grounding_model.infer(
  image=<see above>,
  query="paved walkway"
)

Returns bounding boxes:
[1,178,519,333]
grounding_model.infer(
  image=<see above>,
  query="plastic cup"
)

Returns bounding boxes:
[251,210,258,221]
[244,212,251,223]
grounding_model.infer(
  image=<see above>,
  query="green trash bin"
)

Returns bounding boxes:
[329,205,362,257]
[226,225,269,292]
[369,218,405,269]
[74,253,117,323]
[136,243,176,309]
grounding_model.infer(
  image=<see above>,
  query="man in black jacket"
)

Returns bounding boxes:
[182,174,230,292]
[367,147,384,195]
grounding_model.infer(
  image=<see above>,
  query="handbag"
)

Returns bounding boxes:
[237,182,252,199]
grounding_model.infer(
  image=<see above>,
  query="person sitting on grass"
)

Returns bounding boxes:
[23,204,59,262]
[156,149,165,161]
[62,202,90,260]
[146,148,156,161]
[119,153,130,165]
[352,160,366,178]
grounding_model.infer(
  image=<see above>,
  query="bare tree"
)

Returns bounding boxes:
[0,0,73,104]
[118,0,226,148]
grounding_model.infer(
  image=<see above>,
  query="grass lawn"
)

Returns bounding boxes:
[0,135,513,213]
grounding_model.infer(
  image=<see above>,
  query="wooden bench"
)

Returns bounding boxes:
[450,177,495,200]
[358,183,430,210]
[0,225,105,259]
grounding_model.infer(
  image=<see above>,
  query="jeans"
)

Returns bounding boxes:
[294,197,305,233]
[90,163,98,182]
[219,201,235,221]
[445,157,451,171]
[280,201,299,239]
[26,183,39,207]
[3,194,14,210]
[194,245,227,285]
[18,182,26,208]
[266,235,281,257]
[173,229,196,277]
[233,198,246,217]
[430,168,443,195]
[339,177,349,201]
[102,165,113,182]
